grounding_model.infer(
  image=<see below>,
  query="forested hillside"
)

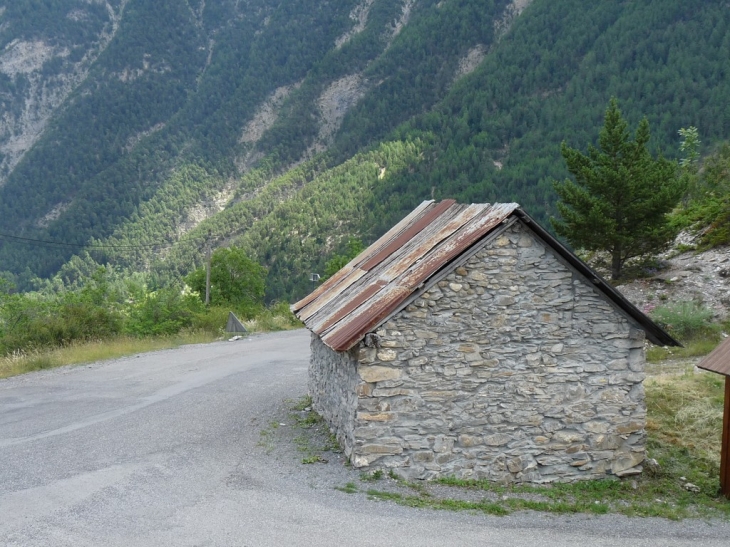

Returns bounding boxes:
[0,0,729,302]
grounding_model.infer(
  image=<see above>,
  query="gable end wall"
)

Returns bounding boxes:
[311,221,647,483]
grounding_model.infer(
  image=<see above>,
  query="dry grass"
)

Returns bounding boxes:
[242,310,303,333]
[0,331,218,379]
[645,367,725,461]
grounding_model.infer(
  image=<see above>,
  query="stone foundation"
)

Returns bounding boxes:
[309,221,647,483]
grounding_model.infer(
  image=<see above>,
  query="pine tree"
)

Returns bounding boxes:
[551,98,683,280]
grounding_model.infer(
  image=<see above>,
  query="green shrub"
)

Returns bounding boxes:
[649,300,719,341]
[124,287,203,337]
[0,291,123,353]
[190,306,229,333]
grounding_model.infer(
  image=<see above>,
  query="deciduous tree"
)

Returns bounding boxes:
[186,247,266,312]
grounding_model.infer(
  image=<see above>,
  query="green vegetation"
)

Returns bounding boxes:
[186,247,266,314]
[2,1,730,301]
[0,250,300,379]
[322,238,365,281]
[259,395,341,465]
[551,99,683,280]
[671,142,730,247]
[650,301,720,341]
[646,338,724,364]
[335,482,359,494]
[644,299,728,362]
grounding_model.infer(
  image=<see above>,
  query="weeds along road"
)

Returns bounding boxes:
[0,329,728,546]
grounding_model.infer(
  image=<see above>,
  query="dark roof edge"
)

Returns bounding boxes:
[512,209,682,347]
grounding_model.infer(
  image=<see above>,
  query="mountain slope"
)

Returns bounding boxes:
[1,0,729,302]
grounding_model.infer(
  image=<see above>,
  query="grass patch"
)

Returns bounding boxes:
[335,482,359,494]
[302,455,328,464]
[243,303,303,334]
[645,369,724,464]
[257,420,281,453]
[646,337,722,362]
[0,331,218,380]
[366,489,510,516]
[282,396,342,463]
[360,469,384,482]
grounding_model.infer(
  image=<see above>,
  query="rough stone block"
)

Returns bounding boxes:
[458,434,482,447]
[408,356,429,366]
[356,383,374,397]
[357,412,394,422]
[359,444,404,455]
[458,343,479,353]
[485,433,511,446]
[611,451,644,475]
[616,421,643,435]
[359,366,401,383]
[372,387,415,397]
[412,450,435,463]
[376,349,398,362]
[358,347,377,363]
[495,296,516,306]
[470,358,499,368]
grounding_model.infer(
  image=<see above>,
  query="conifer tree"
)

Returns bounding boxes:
[551,99,683,280]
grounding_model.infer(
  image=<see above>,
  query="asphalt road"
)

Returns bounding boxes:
[1,329,729,546]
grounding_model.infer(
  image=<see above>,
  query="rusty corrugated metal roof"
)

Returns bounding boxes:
[292,201,680,352]
[698,337,730,377]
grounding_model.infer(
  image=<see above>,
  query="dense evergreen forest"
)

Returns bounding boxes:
[0,0,729,302]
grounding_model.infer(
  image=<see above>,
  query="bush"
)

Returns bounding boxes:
[0,291,123,353]
[124,287,203,337]
[649,300,719,341]
[190,306,230,333]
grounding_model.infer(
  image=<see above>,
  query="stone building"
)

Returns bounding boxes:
[292,201,679,483]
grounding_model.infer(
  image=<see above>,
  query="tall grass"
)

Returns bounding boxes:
[0,332,218,379]
[645,368,725,462]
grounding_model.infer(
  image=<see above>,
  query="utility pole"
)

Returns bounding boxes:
[205,246,211,307]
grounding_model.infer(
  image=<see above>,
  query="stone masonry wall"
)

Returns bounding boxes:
[347,221,647,483]
[309,334,360,459]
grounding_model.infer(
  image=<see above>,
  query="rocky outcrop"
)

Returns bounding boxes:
[494,0,534,39]
[240,85,295,144]
[315,75,366,148]
[0,1,129,185]
[335,0,376,49]
[617,242,730,322]
[454,45,487,81]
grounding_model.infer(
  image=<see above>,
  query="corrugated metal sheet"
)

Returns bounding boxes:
[698,337,730,377]
[292,200,680,352]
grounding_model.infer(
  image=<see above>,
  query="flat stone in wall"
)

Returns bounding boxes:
[310,220,648,483]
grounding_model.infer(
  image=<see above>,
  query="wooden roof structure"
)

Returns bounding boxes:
[698,336,730,377]
[698,337,730,498]
[292,200,680,352]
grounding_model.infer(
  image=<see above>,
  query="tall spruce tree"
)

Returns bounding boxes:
[551,99,683,280]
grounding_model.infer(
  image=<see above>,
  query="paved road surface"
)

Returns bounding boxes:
[1,329,728,546]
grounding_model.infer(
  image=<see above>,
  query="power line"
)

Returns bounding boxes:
[0,231,208,250]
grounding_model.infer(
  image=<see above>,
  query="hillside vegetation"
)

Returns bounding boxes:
[0,0,729,302]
